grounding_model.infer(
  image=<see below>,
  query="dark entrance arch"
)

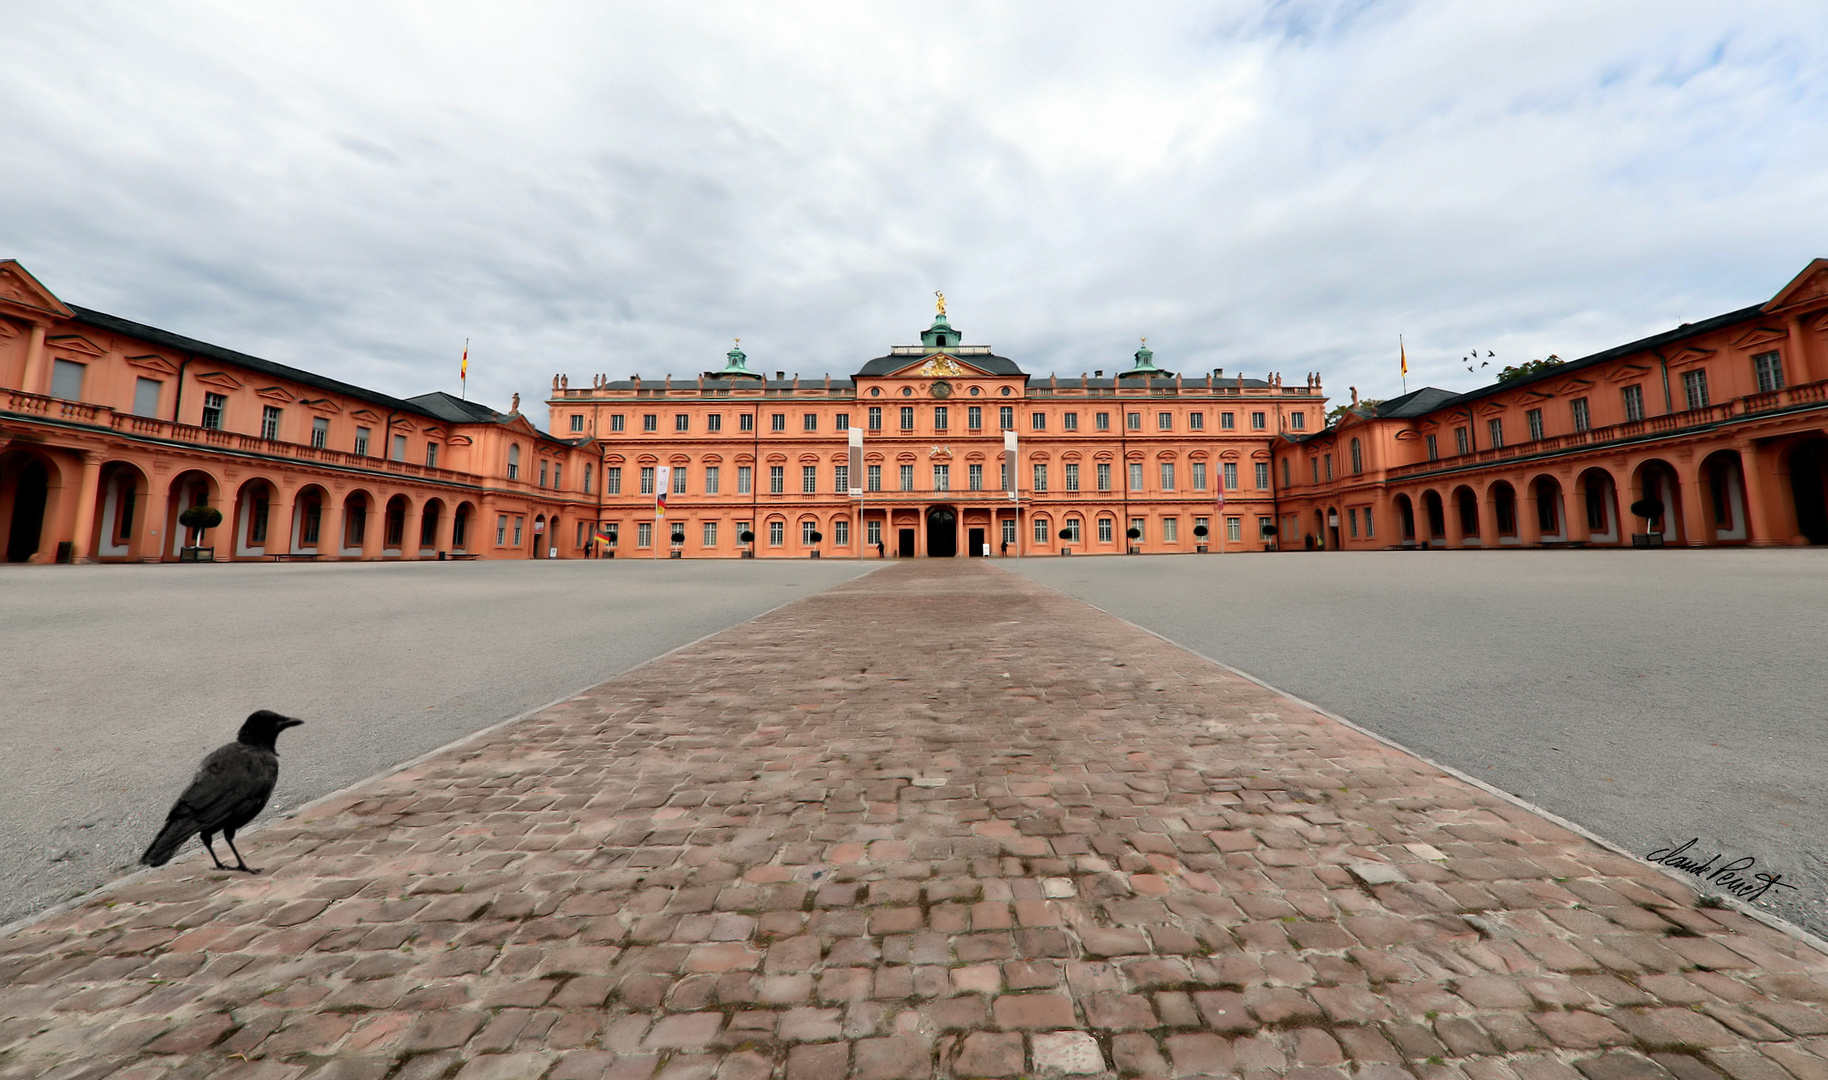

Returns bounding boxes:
[926,506,957,558]
[5,457,50,563]
[1790,438,1828,544]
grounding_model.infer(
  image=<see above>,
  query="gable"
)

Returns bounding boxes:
[1602,362,1654,384]
[888,353,992,379]
[46,334,106,358]
[255,385,296,404]
[194,370,245,391]
[124,353,180,377]
[0,260,74,319]
[1764,258,1828,313]
[1729,326,1787,351]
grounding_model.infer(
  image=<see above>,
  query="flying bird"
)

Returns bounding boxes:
[141,710,304,874]
[1487,351,1494,357]
[1481,361,1490,367]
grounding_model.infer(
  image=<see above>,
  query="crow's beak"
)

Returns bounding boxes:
[281,718,305,729]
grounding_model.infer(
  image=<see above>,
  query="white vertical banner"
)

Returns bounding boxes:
[847,428,863,496]
[1003,430,1018,498]
[654,465,671,560]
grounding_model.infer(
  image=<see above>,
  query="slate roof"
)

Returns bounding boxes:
[853,353,1027,378]
[71,306,442,420]
[405,391,510,424]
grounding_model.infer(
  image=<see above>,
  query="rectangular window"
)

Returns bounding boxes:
[969,463,985,491]
[1129,462,1144,491]
[835,414,849,431]
[676,414,690,432]
[1095,412,1110,431]
[802,465,817,493]
[1097,462,1111,491]
[1062,518,1081,543]
[607,467,622,494]
[802,520,817,545]
[1000,462,1009,490]
[707,414,722,432]
[672,467,686,494]
[514,516,524,546]
[1622,384,1645,423]
[934,406,948,431]
[769,465,784,493]
[1311,458,1320,484]
[610,414,626,432]
[497,515,507,546]
[569,414,584,433]
[704,466,720,494]
[637,521,653,548]
[261,405,285,441]
[834,518,849,545]
[1426,433,1439,460]
[1034,517,1049,544]
[1032,463,1047,492]
[868,464,882,492]
[738,413,754,432]
[735,521,749,545]
[1160,462,1175,490]
[133,377,162,417]
[901,406,915,431]
[391,432,407,461]
[582,463,591,493]
[1571,398,1591,433]
[899,464,914,491]
[1282,458,1291,488]
[967,405,982,430]
[1289,413,1306,431]
[803,413,817,432]
[1527,408,1544,441]
[199,392,228,431]
[1063,412,1078,431]
[1129,518,1144,542]
[427,444,439,468]
[1188,412,1203,430]
[643,414,658,432]
[577,520,587,548]
[1000,406,1014,430]
[1221,412,1235,430]
[311,416,329,448]
[1226,516,1241,542]
[737,465,752,494]
[555,462,564,491]
[1487,418,1504,449]
[1223,461,1237,490]
[834,464,848,493]
[1003,519,1017,546]
[702,521,719,547]
[1194,517,1208,542]
[769,520,784,546]
[1324,454,1333,481]
[1065,463,1079,492]
[539,461,548,488]
[771,413,786,432]
[867,520,881,545]
[1098,517,1113,543]
[868,406,883,431]
[51,359,86,401]
[1255,462,1269,490]
[1163,517,1178,542]
[1455,427,1470,455]
[640,466,656,494]
[1683,370,1710,410]
[1192,462,1207,491]
[1251,412,1266,430]
[1754,350,1784,392]
[1158,412,1172,431]
[1127,412,1142,431]
[933,464,949,491]
[1032,412,1046,431]
[1349,508,1360,538]
[1363,508,1374,538]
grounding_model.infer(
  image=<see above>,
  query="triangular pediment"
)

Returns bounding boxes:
[195,370,245,390]
[888,353,991,379]
[0,260,74,319]
[1667,345,1716,369]
[350,407,383,422]
[1603,363,1654,383]
[1548,377,1595,395]
[1730,326,1787,350]
[1476,401,1509,416]
[1764,258,1828,312]
[299,397,343,415]
[124,353,180,377]
[255,385,296,403]
[46,334,106,358]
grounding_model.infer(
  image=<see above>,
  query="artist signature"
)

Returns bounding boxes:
[1646,838,1798,903]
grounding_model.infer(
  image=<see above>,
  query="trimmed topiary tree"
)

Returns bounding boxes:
[178,505,222,547]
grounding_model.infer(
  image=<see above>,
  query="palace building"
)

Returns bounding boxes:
[547,303,1322,559]
[1276,258,1828,550]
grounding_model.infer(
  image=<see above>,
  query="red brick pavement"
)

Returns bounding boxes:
[3,561,1826,1080]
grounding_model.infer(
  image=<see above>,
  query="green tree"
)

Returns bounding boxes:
[1327,399,1382,426]
[1497,355,1563,383]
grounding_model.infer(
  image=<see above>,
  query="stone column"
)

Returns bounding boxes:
[20,324,48,396]
[68,452,104,563]
[1519,483,1545,545]
[361,496,385,560]
[1476,489,1501,548]
[434,499,456,555]
[1676,466,1708,546]
[1565,473,1594,543]
[401,499,424,560]
[265,486,295,556]
[1738,446,1785,546]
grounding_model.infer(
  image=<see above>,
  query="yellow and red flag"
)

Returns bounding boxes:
[1400,335,1408,377]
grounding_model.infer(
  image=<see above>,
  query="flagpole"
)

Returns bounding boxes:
[1400,334,1407,395]
[461,338,469,400]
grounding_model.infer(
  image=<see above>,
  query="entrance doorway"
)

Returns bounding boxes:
[1790,439,1828,544]
[898,528,916,557]
[926,506,957,557]
[5,458,50,563]
[967,527,985,557]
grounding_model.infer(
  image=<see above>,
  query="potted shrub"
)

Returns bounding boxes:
[739,529,756,558]
[1126,525,1141,555]
[1193,522,1209,554]
[808,529,823,558]
[670,529,685,558]
[1057,527,1073,555]
[178,505,222,562]
[1261,522,1279,552]
[1630,497,1665,547]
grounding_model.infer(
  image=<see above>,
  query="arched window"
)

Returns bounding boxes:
[1033,516,1051,544]
[1350,438,1363,475]
[507,444,521,480]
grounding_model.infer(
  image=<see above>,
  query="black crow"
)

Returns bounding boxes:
[140,710,304,874]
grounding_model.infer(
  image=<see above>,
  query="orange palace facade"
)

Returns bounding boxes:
[1276,258,1828,551]
[550,309,1319,559]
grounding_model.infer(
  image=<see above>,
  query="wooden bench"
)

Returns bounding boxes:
[268,553,320,561]
[439,552,481,561]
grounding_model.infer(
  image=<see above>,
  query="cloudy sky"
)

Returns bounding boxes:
[3,1,1825,414]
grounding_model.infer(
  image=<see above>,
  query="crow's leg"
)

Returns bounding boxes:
[221,829,260,874]
[198,832,235,871]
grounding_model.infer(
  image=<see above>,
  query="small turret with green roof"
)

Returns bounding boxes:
[1117,337,1173,379]
[921,291,959,350]
[708,338,762,379]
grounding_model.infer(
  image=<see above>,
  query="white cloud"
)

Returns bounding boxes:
[1,0,1824,415]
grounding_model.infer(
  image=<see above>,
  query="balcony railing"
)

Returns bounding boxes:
[1382,379,1828,482]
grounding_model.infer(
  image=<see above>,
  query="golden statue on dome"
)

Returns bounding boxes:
[935,290,946,316]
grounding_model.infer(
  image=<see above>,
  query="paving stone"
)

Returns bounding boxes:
[1032,1031,1105,1076]
[952,1031,1025,1078]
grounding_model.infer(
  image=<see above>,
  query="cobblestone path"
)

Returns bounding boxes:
[3,561,1826,1080]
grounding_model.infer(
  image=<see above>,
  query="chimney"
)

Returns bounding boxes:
[1094,369,1103,378]
[632,375,641,388]
[1214,368,1223,381]
[824,373,831,390]
[1351,386,1359,407]
[665,375,672,390]
[776,371,785,381]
